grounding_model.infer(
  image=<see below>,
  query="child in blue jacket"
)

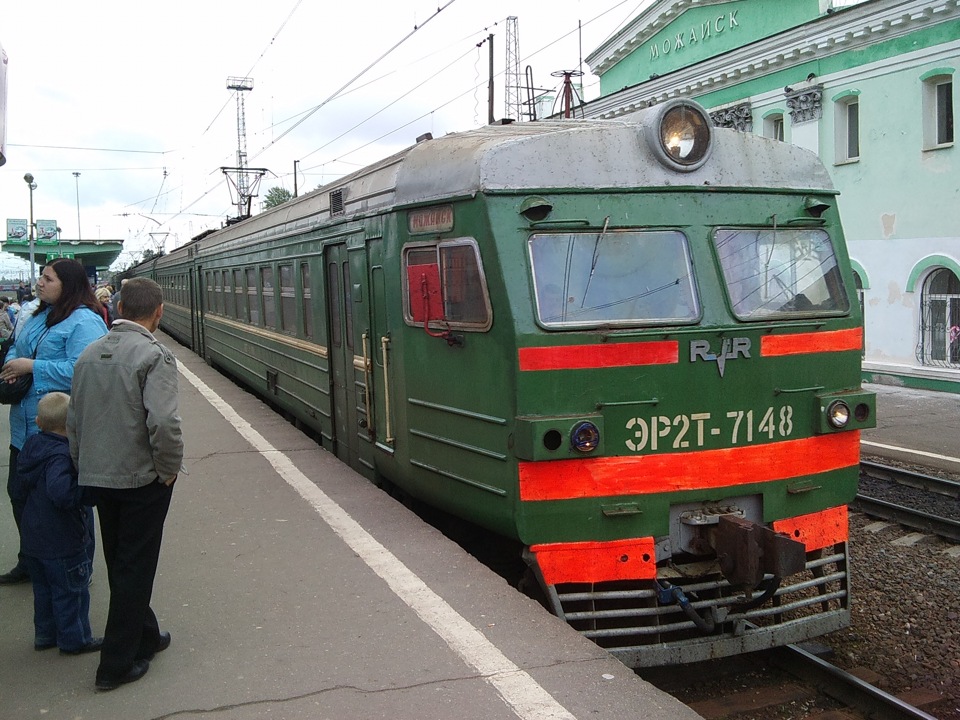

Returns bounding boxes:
[12,392,101,654]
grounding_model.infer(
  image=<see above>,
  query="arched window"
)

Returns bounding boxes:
[919,268,960,367]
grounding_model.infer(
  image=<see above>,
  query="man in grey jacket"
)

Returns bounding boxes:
[67,277,183,691]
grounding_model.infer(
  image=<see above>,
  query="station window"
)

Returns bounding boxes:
[246,268,260,325]
[834,93,860,163]
[301,262,313,339]
[279,265,296,333]
[922,73,954,149]
[402,238,492,331]
[919,268,960,368]
[261,267,276,328]
[763,112,784,141]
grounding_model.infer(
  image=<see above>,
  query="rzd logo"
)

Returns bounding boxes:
[689,338,751,378]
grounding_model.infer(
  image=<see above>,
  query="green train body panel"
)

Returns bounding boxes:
[133,101,874,666]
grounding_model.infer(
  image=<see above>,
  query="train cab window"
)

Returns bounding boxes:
[528,230,699,328]
[714,228,850,319]
[279,264,296,333]
[246,268,260,325]
[403,239,492,330]
[261,267,276,328]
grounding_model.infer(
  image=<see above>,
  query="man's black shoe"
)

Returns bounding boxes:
[95,660,150,691]
[141,631,171,661]
[0,568,29,585]
[60,637,104,655]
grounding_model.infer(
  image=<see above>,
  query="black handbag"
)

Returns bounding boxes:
[0,327,50,405]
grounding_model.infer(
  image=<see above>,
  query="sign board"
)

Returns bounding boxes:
[6,218,28,244]
[36,219,59,245]
[45,251,75,260]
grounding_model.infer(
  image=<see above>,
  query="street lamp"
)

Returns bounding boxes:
[73,171,82,241]
[23,173,37,287]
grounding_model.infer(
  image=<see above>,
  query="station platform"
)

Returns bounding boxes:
[861,381,960,475]
[0,332,702,720]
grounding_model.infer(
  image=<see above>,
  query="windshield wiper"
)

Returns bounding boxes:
[581,216,610,308]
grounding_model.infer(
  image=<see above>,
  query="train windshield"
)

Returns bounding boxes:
[529,230,699,328]
[714,228,850,320]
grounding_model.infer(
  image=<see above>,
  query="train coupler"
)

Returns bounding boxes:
[716,515,806,589]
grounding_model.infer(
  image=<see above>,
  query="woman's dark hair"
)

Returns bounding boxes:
[40,259,103,327]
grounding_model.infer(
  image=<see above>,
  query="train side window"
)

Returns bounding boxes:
[342,261,354,350]
[246,268,260,325]
[205,272,213,313]
[327,261,342,347]
[529,230,699,328]
[261,267,276,328]
[301,262,313,339]
[223,270,235,318]
[402,239,492,330]
[279,264,296,333]
[213,271,223,315]
[714,228,850,319]
[234,269,245,321]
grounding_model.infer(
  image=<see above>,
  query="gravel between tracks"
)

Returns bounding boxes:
[828,503,960,719]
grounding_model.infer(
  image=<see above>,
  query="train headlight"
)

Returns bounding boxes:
[571,421,600,453]
[645,99,713,172]
[826,400,851,429]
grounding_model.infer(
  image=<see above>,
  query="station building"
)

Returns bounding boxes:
[579,0,959,392]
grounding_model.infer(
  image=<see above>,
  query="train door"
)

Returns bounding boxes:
[192,265,205,359]
[324,241,373,474]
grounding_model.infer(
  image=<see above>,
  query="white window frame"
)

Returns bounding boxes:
[762,111,784,141]
[921,69,954,150]
[833,90,861,165]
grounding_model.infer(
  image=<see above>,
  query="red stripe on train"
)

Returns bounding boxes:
[518,341,679,371]
[518,432,860,501]
[760,328,862,357]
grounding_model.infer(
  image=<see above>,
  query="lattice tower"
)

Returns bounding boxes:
[505,16,521,122]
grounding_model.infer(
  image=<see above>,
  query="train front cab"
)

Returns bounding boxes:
[506,108,876,667]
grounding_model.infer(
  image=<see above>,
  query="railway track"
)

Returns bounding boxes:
[640,642,939,720]
[856,460,960,543]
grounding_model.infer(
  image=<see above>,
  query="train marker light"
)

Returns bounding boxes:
[645,99,713,172]
[826,400,851,429]
[571,421,600,453]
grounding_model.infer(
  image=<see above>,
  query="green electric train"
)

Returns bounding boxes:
[133,99,875,667]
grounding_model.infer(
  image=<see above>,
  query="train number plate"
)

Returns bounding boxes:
[624,406,795,452]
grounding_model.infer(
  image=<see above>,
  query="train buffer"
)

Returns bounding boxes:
[0,332,702,720]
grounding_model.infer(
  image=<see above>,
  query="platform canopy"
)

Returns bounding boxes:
[1,238,123,272]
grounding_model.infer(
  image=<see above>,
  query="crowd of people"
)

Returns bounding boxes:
[0,261,183,692]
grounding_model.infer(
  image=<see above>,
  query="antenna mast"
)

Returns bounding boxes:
[505,16,521,122]
[223,76,267,223]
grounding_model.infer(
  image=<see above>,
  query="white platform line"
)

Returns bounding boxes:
[861,440,960,466]
[179,364,577,720]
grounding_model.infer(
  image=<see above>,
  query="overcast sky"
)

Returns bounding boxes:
[0,0,651,276]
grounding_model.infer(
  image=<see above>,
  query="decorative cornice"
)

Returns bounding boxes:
[581,0,960,120]
[785,85,824,123]
[710,102,754,130]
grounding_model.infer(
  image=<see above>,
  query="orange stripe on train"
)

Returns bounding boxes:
[530,537,658,585]
[773,505,849,551]
[760,328,863,357]
[519,432,860,501]
[518,340,679,371]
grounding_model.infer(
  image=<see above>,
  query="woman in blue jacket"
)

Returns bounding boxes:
[0,260,108,584]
